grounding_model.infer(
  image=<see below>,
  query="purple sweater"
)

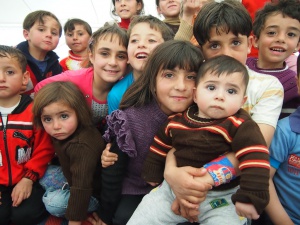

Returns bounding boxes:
[247,57,300,118]
[103,100,168,195]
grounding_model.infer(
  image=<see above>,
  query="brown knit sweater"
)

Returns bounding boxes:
[142,104,270,214]
[53,126,105,221]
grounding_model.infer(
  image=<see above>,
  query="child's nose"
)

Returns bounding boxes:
[53,120,61,129]
[174,78,186,91]
[0,73,5,82]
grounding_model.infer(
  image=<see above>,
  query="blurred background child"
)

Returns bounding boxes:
[156,0,181,34]
[16,10,63,96]
[246,0,300,119]
[60,18,92,71]
[111,0,144,29]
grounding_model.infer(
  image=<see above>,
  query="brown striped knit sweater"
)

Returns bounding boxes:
[142,104,270,214]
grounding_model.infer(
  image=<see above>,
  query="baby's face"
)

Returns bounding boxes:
[194,71,247,119]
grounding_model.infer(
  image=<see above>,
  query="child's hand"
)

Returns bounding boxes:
[11,178,33,207]
[101,143,118,168]
[235,202,260,220]
[68,221,81,225]
[147,182,159,187]
[171,197,199,223]
[87,212,106,225]
[182,0,202,23]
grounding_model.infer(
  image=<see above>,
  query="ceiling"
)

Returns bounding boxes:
[0,0,158,58]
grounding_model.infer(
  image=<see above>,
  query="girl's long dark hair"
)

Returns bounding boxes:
[120,40,204,109]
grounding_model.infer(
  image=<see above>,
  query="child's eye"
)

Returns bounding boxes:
[78,32,84,36]
[149,39,157,43]
[51,31,58,36]
[38,28,44,32]
[209,43,219,50]
[117,53,128,60]
[227,89,237,94]
[267,31,276,36]
[130,39,138,43]
[287,32,297,38]
[232,40,241,46]
[42,117,52,123]
[6,70,14,75]
[100,51,109,57]
[67,33,73,37]
[163,72,174,78]
[187,74,196,80]
[60,114,69,120]
[207,85,215,91]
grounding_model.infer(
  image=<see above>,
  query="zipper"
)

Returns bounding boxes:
[3,117,13,186]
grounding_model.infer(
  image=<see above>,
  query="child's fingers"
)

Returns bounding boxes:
[12,192,26,207]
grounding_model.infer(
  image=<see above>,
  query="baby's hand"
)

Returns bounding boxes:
[101,143,118,168]
[235,202,259,220]
[172,197,199,223]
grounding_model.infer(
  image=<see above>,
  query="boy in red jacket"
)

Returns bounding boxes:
[0,45,54,225]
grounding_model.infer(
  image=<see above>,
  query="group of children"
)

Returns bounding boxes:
[0,0,299,225]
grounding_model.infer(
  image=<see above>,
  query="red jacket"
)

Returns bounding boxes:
[0,95,54,186]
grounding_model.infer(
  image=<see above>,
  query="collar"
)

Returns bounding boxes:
[119,18,131,29]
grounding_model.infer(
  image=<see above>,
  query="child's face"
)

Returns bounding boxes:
[0,56,29,107]
[23,16,60,53]
[157,0,181,18]
[128,22,164,75]
[41,102,78,140]
[194,71,247,119]
[156,66,197,115]
[115,0,142,19]
[253,13,300,69]
[200,28,251,65]
[65,24,91,56]
[89,35,128,85]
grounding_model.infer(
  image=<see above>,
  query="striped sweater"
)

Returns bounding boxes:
[142,104,270,214]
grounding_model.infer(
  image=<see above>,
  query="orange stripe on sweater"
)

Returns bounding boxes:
[236,145,269,158]
[150,146,167,157]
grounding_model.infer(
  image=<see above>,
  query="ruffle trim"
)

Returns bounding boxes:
[103,110,137,157]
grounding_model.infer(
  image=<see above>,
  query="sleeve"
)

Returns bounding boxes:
[231,120,270,215]
[103,110,137,157]
[65,142,101,221]
[107,88,121,114]
[141,121,173,183]
[24,126,54,182]
[174,19,194,42]
[247,71,284,128]
[34,70,73,93]
[269,118,294,166]
[97,139,129,224]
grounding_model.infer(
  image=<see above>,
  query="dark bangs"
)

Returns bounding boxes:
[159,43,203,73]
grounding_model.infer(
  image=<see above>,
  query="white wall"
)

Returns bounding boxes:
[0,0,160,59]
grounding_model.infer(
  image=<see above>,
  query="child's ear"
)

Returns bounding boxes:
[137,2,143,12]
[23,29,30,40]
[22,71,30,86]
[242,96,248,106]
[248,35,255,54]
[193,87,197,103]
[88,51,94,66]
[157,6,162,15]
